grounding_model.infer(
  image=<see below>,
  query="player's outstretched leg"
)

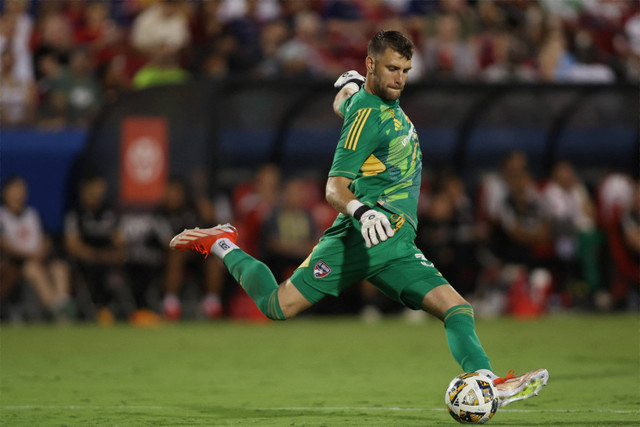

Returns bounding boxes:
[423,286,549,408]
[492,368,549,408]
[170,224,286,320]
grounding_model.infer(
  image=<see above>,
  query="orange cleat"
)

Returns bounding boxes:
[169,224,238,257]
[494,368,549,408]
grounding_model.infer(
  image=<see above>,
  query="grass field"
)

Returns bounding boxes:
[1,314,639,426]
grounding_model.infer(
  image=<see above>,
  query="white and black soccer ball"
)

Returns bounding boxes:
[445,372,498,424]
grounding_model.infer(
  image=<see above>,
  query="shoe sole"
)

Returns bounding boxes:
[169,229,206,250]
[498,369,549,408]
[170,225,237,251]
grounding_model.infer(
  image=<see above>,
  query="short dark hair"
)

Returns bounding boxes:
[367,30,414,60]
[1,175,26,200]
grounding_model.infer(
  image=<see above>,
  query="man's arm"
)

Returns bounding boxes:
[332,70,365,118]
[325,176,357,215]
[325,176,394,248]
[333,86,359,119]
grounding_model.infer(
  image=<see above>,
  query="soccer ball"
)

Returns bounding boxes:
[445,372,498,424]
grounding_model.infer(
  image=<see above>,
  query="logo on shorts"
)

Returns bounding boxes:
[415,253,434,267]
[313,261,331,278]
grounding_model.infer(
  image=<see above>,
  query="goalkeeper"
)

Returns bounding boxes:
[170,30,548,408]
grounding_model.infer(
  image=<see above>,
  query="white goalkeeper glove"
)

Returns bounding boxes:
[347,200,395,248]
[334,70,365,92]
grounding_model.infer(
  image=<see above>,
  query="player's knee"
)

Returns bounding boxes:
[276,280,312,319]
[277,298,304,320]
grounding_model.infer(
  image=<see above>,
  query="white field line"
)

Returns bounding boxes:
[1,405,638,415]
[1,405,165,410]
[249,407,640,415]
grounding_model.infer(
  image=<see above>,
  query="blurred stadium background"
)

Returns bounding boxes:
[1,0,637,323]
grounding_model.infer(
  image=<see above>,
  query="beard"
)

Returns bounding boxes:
[370,67,403,102]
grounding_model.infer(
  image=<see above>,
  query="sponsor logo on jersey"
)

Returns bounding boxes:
[313,261,332,278]
[401,123,416,146]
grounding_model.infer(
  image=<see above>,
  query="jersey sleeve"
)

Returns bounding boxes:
[329,104,380,180]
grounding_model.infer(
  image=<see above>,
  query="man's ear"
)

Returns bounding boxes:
[365,56,375,74]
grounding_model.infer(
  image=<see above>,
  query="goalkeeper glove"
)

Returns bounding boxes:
[347,200,395,248]
[334,70,365,92]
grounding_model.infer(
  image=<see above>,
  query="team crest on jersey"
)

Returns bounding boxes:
[313,261,331,278]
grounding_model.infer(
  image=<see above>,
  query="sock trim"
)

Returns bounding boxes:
[211,238,239,259]
[475,369,498,381]
[266,289,285,320]
[444,304,474,323]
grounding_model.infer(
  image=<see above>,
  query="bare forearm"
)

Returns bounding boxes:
[333,86,358,118]
[325,176,358,215]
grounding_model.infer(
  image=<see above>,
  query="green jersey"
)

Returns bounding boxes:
[329,88,422,229]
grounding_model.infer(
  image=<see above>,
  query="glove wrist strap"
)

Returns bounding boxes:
[346,200,368,220]
[353,205,370,221]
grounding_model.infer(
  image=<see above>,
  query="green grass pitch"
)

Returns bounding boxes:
[1,314,639,426]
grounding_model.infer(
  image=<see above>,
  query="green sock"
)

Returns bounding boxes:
[223,250,285,320]
[443,305,492,372]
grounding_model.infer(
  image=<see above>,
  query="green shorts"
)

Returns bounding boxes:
[290,219,449,310]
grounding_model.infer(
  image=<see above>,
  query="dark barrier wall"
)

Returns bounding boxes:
[1,130,86,232]
[3,81,638,233]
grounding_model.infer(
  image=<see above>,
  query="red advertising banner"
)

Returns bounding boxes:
[120,117,168,206]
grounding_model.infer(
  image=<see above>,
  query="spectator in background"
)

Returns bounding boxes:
[97,51,132,104]
[32,3,74,77]
[543,161,603,303]
[72,1,121,58]
[190,0,226,47]
[483,168,552,317]
[537,25,567,83]
[492,169,551,267]
[198,31,236,80]
[0,176,74,321]
[255,19,289,78]
[478,151,529,228]
[120,207,173,322]
[191,0,234,79]
[225,0,271,74]
[539,21,616,83]
[275,10,336,78]
[35,51,68,128]
[52,48,103,127]
[233,163,281,256]
[0,46,37,126]
[260,177,318,282]
[417,172,478,297]
[160,177,225,320]
[64,175,132,324]
[0,0,34,84]
[323,0,369,72]
[480,28,536,82]
[130,0,190,89]
[422,13,477,81]
[622,11,640,81]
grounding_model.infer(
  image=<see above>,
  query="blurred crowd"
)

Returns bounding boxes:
[1,0,639,129]
[1,153,638,324]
